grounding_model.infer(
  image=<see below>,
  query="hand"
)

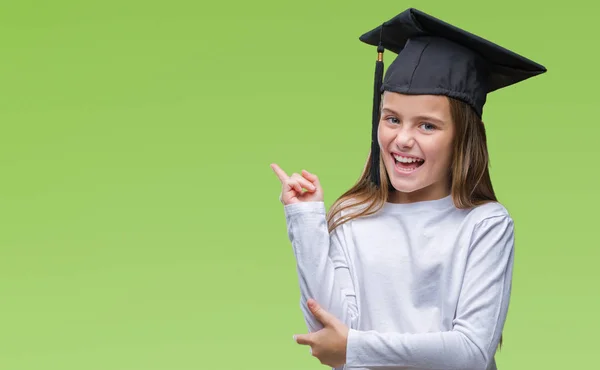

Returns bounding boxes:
[293,298,349,368]
[270,163,323,205]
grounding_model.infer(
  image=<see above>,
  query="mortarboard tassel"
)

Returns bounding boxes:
[369,43,384,186]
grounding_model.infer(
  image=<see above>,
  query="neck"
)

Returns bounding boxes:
[388,184,451,204]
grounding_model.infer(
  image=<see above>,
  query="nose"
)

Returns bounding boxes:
[395,126,415,149]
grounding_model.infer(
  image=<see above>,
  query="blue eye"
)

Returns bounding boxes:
[420,122,436,131]
[385,116,400,124]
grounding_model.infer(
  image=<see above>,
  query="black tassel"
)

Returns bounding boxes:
[369,44,384,186]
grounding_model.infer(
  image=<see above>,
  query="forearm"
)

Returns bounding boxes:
[285,201,358,330]
[346,329,490,370]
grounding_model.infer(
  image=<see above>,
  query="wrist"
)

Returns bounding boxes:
[284,201,326,215]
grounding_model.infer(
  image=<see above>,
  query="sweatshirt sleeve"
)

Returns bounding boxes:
[284,201,359,332]
[345,214,515,370]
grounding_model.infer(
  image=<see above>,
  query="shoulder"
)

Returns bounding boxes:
[463,200,512,224]
[461,201,515,246]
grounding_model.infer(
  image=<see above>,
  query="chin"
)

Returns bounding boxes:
[389,178,428,194]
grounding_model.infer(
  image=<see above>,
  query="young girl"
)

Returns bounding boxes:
[271,8,546,370]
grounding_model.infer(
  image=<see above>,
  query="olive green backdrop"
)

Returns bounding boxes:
[1,0,597,369]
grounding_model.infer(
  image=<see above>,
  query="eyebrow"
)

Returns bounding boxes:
[381,107,447,125]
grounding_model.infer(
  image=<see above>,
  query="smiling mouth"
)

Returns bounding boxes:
[393,154,425,172]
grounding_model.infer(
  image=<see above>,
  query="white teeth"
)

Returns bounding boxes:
[393,154,424,163]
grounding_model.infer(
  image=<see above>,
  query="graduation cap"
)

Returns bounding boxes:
[360,8,547,185]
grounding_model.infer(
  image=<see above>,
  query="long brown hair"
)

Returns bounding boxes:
[325,95,504,349]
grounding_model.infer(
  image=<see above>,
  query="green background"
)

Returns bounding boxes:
[1,0,597,369]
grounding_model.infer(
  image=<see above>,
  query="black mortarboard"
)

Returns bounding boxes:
[360,8,547,186]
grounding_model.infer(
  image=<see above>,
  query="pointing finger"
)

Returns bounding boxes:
[270,163,289,183]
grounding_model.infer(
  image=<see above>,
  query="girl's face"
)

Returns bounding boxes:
[378,92,455,203]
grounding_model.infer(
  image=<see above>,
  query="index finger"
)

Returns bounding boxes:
[270,163,289,182]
